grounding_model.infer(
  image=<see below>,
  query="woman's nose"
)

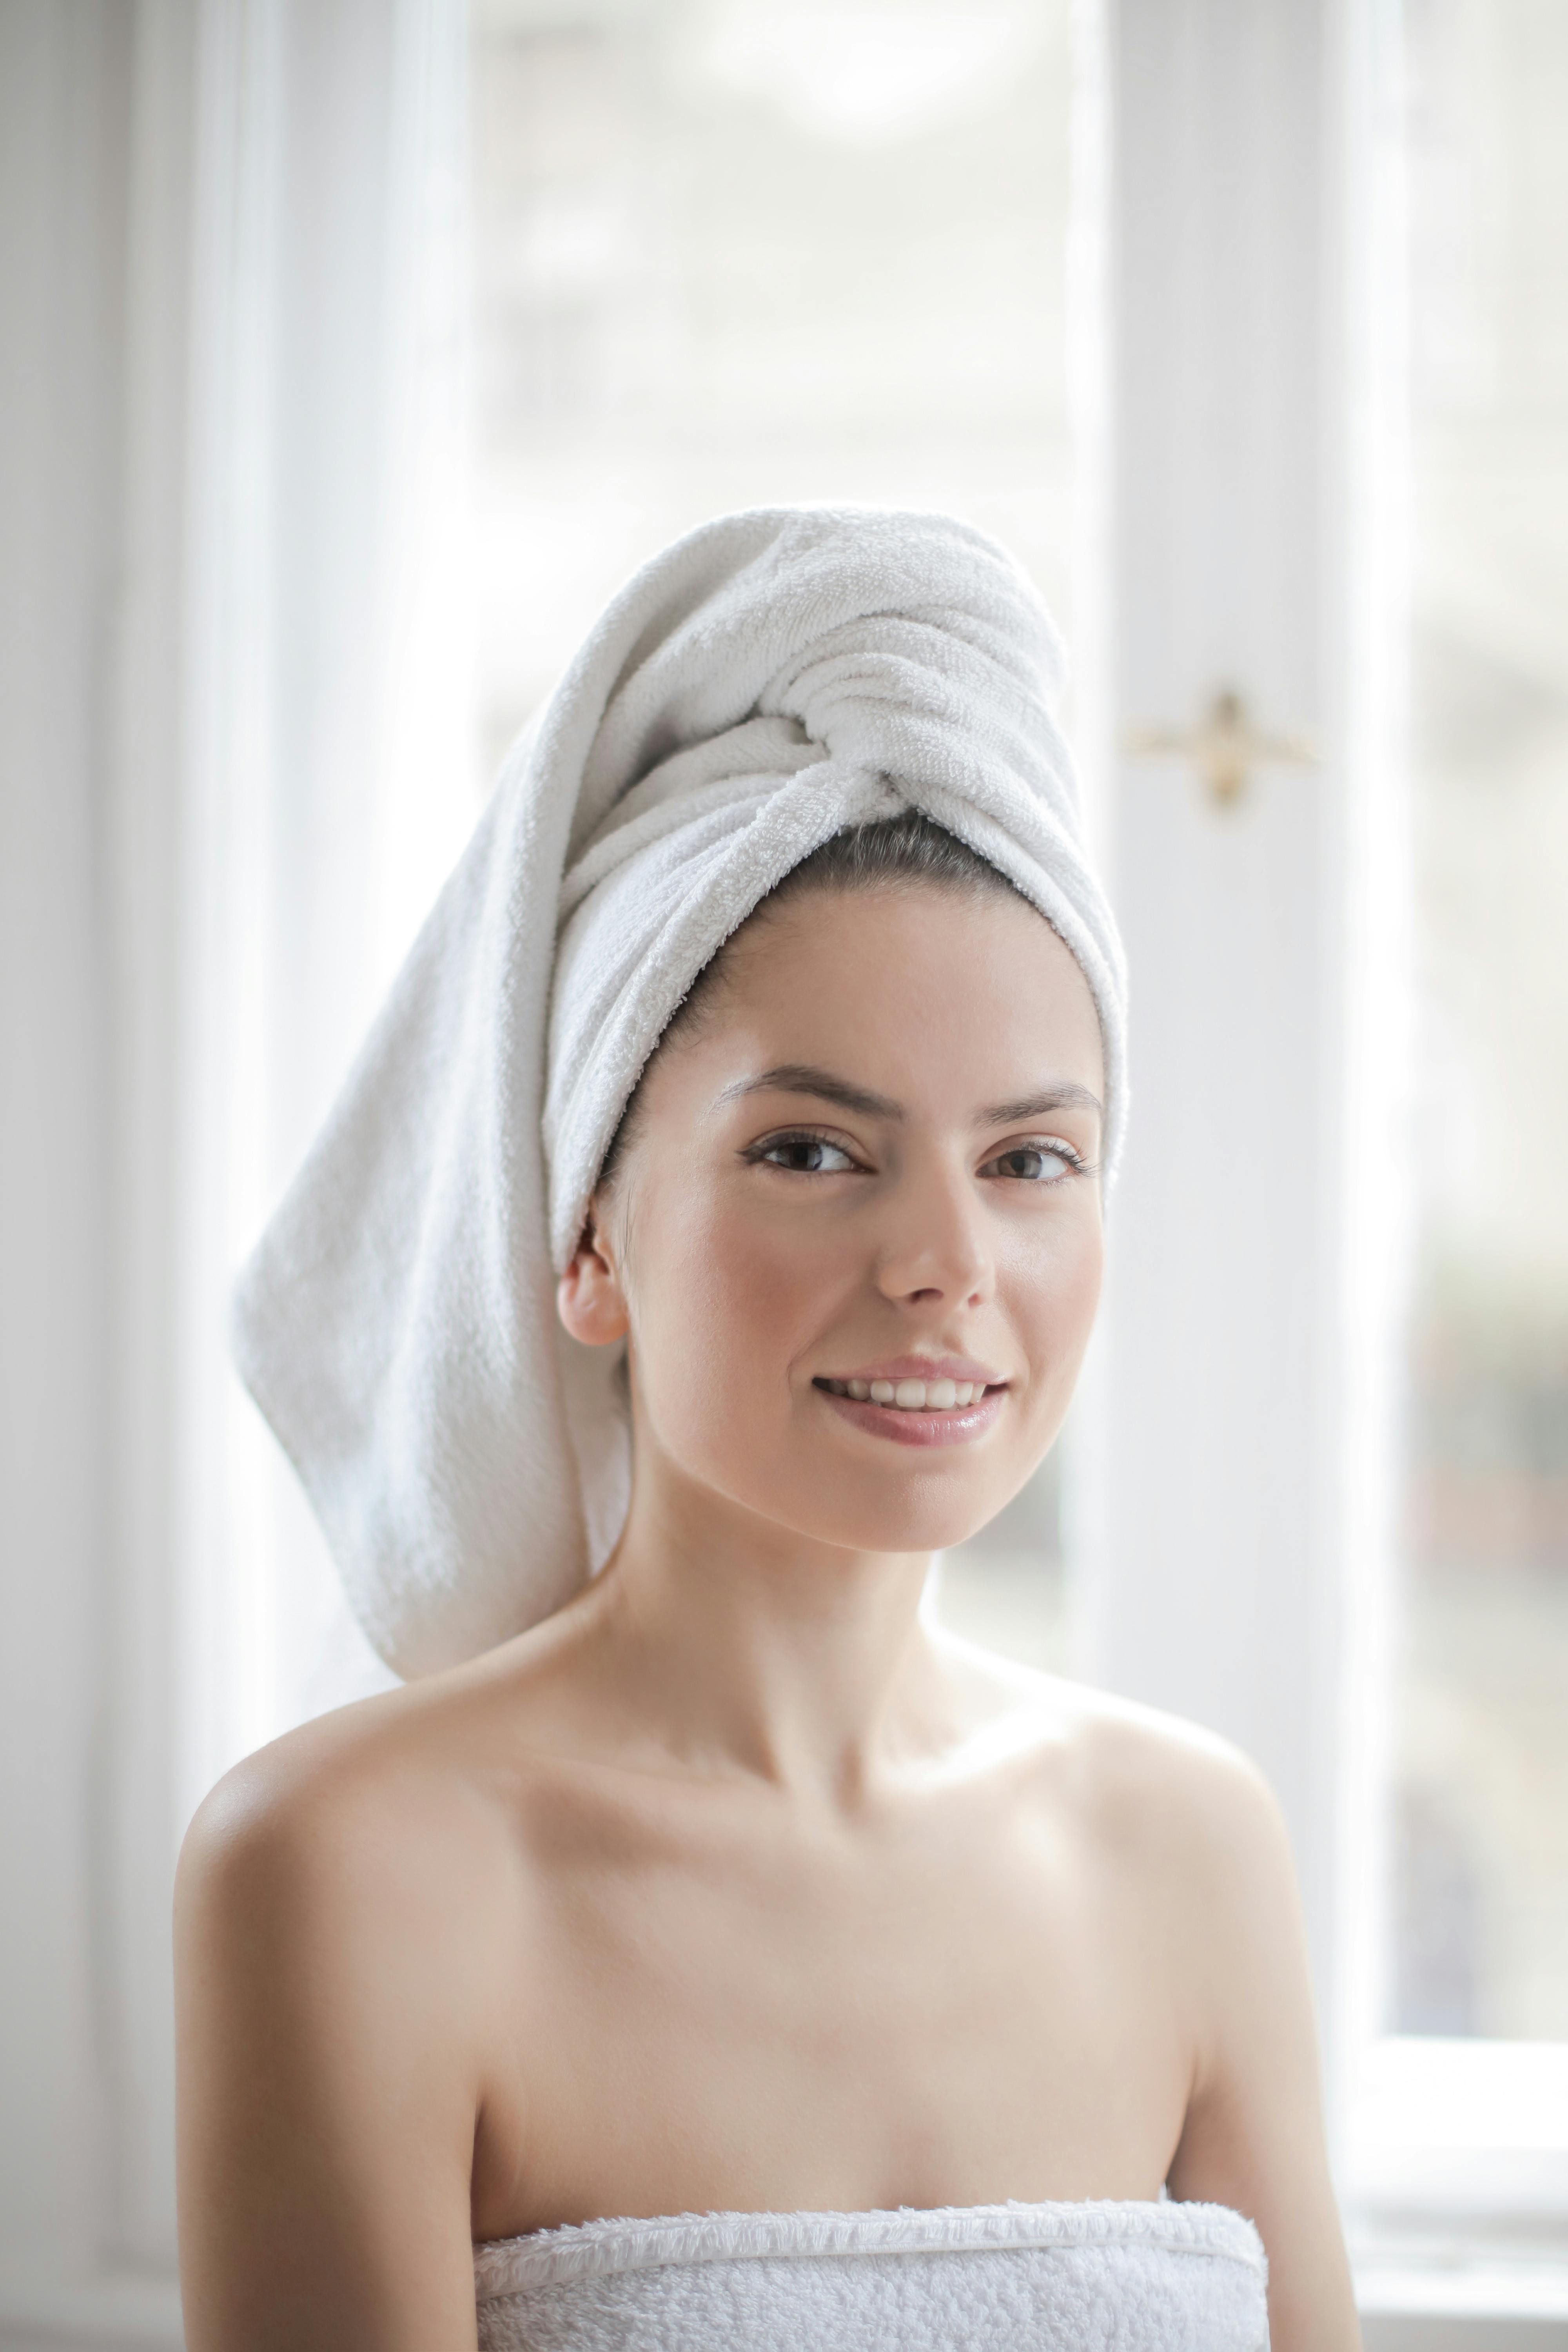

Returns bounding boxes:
[873,1160,994,1308]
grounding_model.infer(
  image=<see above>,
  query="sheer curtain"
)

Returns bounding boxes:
[177,0,473,1791]
[0,0,468,2325]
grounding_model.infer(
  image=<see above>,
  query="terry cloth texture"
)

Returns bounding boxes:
[229,506,1129,1679]
[472,2198,1270,2351]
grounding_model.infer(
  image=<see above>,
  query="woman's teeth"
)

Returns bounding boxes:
[820,1377,985,1410]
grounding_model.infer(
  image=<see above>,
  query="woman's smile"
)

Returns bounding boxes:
[810,1351,1008,1446]
[812,1377,1007,1446]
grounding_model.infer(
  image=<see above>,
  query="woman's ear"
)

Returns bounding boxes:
[557,1207,629,1347]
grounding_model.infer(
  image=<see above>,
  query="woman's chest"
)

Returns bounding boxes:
[468,1793,1193,2239]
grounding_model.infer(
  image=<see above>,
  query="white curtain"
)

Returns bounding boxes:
[0,0,468,2319]
[178,0,475,1796]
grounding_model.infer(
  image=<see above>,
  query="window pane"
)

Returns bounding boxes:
[1391,0,1568,2040]
[470,0,1078,1664]
[470,0,1076,742]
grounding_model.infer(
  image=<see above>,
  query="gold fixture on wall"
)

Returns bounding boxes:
[1123,688,1317,811]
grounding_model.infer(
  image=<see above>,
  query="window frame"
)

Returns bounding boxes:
[1089,0,1568,2304]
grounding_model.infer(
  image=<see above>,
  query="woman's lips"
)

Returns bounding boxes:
[823,1355,997,1391]
[813,1382,1006,1449]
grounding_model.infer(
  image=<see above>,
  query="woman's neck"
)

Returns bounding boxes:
[557,1463,957,1814]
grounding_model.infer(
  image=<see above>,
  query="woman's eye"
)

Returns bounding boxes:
[754,1133,860,1174]
[984,1142,1079,1183]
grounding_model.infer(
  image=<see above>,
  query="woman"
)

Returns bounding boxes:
[175,508,1361,2349]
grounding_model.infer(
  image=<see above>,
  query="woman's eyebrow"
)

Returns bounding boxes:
[713,1064,904,1120]
[714,1068,1105,1128]
[982,1084,1103,1127]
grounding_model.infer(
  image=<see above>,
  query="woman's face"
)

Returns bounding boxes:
[562,883,1107,1558]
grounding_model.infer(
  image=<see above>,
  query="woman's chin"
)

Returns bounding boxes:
[756,1483,1009,1563]
[664,1420,1038,1558]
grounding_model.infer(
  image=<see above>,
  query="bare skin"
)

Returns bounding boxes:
[175,883,1362,2350]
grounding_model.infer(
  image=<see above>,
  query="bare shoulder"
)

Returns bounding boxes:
[172,1643,595,2079]
[955,1657,1357,2349]
[934,1627,1285,1870]
[172,1659,577,2147]
[173,1679,522,2349]
[178,1676,508,1939]
[935,1631,1307,2058]
[1049,1675,1287,1872]
[1045,1679,1308,2027]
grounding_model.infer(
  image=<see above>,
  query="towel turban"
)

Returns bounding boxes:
[230,506,1128,1678]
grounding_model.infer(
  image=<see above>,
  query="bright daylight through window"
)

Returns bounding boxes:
[1390,0,1568,2052]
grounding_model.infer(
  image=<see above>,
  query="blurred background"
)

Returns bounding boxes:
[2,0,1566,2341]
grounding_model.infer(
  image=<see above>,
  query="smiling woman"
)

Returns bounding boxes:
[173,510,1359,2350]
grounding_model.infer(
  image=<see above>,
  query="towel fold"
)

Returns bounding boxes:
[472,2198,1269,2351]
[230,506,1128,1678]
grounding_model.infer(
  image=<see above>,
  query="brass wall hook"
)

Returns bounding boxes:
[1123,688,1318,810]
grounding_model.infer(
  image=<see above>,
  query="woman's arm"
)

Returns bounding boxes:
[1163,1745,1362,2351]
[174,1751,487,2352]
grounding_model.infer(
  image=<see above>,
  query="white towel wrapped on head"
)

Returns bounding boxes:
[230,506,1129,1679]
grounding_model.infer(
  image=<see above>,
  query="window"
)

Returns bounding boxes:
[470,0,1077,765]
[1344,4,1568,2298]
[1390,0,1568,2053]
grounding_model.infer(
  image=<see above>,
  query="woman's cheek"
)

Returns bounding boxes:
[633,1185,823,1463]
[1012,1214,1104,1406]
[1051,1215,1104,1334]
[702,1208,837,1405]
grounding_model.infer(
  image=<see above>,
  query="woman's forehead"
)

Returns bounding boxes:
[731,875,1087,975]
[668,886,1107,1116]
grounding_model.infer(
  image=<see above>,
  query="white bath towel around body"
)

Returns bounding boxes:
[472,2198,1270,2351]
